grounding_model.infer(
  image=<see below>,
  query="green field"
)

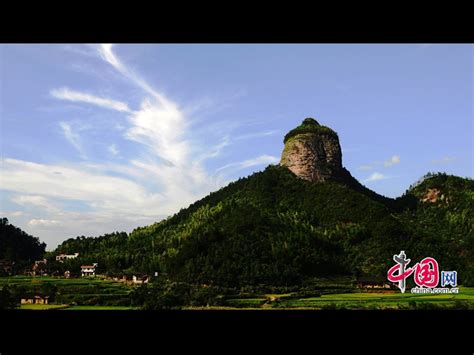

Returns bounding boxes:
[2,276,473,310]
[1,276,133,309]
[224,287,474,310]
[20,304,70,310]
[19,304,136,310]
[62,305,137,310]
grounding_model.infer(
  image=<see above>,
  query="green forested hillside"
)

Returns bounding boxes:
[395,173,474,285]
[52,167,473,288]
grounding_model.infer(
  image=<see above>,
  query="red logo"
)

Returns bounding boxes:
[387,251,439,293]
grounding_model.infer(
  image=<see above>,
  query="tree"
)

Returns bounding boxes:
[0,286,19,310]
[0,218,46,271]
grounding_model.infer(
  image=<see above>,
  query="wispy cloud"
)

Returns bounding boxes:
[29,219,60,227]
[1,158,157,214]
[2,45,227,218]
[431,156,457,165]
[11,195,59,212]
[196,136,231,162]
[108,144,119,156]
[358,164,374,171]
[124,98,188,166]
[363,172,387,183]
[97,44,170,107]
[234,130,279,141]
[0,211,25,217]
[216,154,279,173]
[51,87,131,113]
[59,121,86,158]
[384,155,401,167]
[359,154,401,171]
[2,44,278,249]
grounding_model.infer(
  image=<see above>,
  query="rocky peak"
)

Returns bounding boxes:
[280,118,344,182]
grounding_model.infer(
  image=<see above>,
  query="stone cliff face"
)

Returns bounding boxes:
[280,118,344,183]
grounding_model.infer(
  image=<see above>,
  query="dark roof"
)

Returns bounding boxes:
[357,276,387,283]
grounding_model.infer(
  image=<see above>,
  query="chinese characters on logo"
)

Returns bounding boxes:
[441,271,457,287]
[387,251,458,294]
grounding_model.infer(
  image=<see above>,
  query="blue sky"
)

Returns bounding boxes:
[1,44,472,249]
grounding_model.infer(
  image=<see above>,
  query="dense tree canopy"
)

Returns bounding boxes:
[0,218,46,272]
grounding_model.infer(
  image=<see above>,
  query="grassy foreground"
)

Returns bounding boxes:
[222,287,474,310]
[2,276,473,310]
[1,275,133,309]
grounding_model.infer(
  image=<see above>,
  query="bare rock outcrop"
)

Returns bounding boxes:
[280,118,343,182]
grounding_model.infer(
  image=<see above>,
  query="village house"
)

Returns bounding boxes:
[81,263,98,277]
[357,276,395,290]
[56,253,79,262]
[34,295,49,304]
[132,275,150,284]
[21,296,49,305]
[31,259,48,276]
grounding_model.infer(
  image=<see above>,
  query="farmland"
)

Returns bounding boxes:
[0,276,134,309]
[2,276,473,310]
[220,287,474,310]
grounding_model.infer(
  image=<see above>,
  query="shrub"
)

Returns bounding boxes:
[0,286,19,310]
[283,118,338,143]
[321,302,338,310]
[453,300,469,310]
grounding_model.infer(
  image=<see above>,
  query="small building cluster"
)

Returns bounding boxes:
[31,259,48,276]
[21,296,49,305]
[56,253,79,262]
[132,275,150,284]
[356,276,396,290]
[81,263,98,277]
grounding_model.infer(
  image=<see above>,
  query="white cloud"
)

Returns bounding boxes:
[216,155,279,173]
[59,121,86,158]
[93,44,230,198]
[431,156,457,165]
[51,87,131,113]
[108,144,119,156]
[359,155,401,172]
[1,158,155,214]
[29,219,60,227]
[1,44,279,249]
[196,136,230,162]
[363,172,387,183]
[11,195,59,212]
[384,155,401,167]
[125,98,188,166]
[234,130,278,141]
[358,165,374,171]
[28,211,163,250]
[0,211,25,217]
[97,44,170,107]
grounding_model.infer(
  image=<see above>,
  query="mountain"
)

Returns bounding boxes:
[52,118,474,288]
[394,173,474,284]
